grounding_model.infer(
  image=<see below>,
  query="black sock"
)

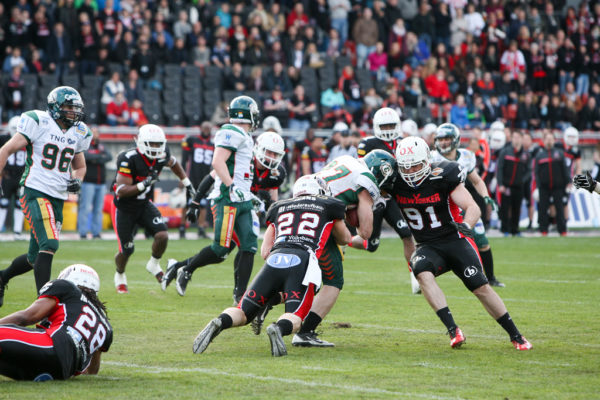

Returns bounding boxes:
[184,246,224,273]
[436,307,457,332]
[496,312,521,339]
[276,319,294,336]
[1,254,33,283]
[299,311,322,334]
[33,252,54,293]
[233,251,255,300]
[218,313,233,330]
[480,249,495,280]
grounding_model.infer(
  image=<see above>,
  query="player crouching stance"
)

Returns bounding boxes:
[0,264,112,380]
[392,137,531,350]
[112,124,195,293]
[192,175,351,356]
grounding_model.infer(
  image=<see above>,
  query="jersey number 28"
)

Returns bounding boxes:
[74,305,107,354]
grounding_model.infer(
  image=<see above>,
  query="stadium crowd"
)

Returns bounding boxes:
[0,0,600,130]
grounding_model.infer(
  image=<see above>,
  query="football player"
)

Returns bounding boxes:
[355,107,417,293]
[392,136,532,350]
[192,175,351,357]
[431,123,504,287]
[292,154,382,347]
[164,130,287,304]
[0,116,26,239]
[0,264,112,380]
[111,124,195,293]
[160,96,260,300]
[179,121,214,239]
[0,87,92,305]
[557,127,581,223]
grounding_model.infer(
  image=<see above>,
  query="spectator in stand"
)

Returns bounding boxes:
[78,127,112,240]
[113,30,136,66]
[434,2,452,49]
[266,3,286,32]
[319,105,353,129]
[367,42,388,81]
[528,42,547,93]
[327,122,357,162]
[477,72,496,100]
[247,66,265,93]
[320,85,345,108]
[353,7,378,68]
[170,37,189,66]
[301,135,328,175]
[2,47,27,74]
[210,36,231,68]
[387,42,406,82]
[124,69,144,105]
[497,130,531,236]
[152,32,171,66]
[398,0,419,25]
[32,7,52,52]
[263,86,290,127]
[578,97,600,130]
[507,7,528,41]
[305,42,325,68]
[541,2,560,35]
[324,28,342,58]
[224,62,246,91]
[403,77,425,109]
[191,36,211,70]
[538,94,551,128]
[464,3,485,38]
[364,87,383,109]
[3,66,25,119]
[287,2,309,29]
[95,0,122,47]
[173,10,192,41]
[450,94,470,129]
[516,92,541,130]
[267,40,286,65]
[130,38,157,84]
[129,99,148,127]
[557,38,577,94]
[266,62,292,92]
[247,34,267,65]
[46,22,75,83]
[500,40,526,81]
[287,65,302,88]
[533,131,571,236]
[339,65,363,112]
[575,45,591,97]
[288,85,316,131]
[76,17,99,77]
[329,0,351,46]
[412,2,435,50]
[450,7,468,50]
[106,92,132,126]
[287,39,305,70]
[101,71,125,110]
[425,68,451,105]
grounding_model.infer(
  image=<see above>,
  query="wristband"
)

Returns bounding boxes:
[182,177,192,187]
[137,182,146,192]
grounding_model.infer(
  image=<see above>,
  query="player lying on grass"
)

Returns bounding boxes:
[0,264,112,380]
[192,175,352,356]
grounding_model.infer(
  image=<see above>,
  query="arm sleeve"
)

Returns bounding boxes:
[116,153,133,178]
[38,280,75,302]
[194,174,215,201]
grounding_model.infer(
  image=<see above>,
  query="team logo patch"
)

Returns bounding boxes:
[411,255,425,264]
[267,253,302,269]
[431,167,444,176]
[119,167,131,174]
[464,266,477,278]
[124,242,134,249]
[76,125,86,135]
[153,216,164,225]
[68,139,76,145]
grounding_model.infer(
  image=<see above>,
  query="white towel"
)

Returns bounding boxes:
[302,250,322,290]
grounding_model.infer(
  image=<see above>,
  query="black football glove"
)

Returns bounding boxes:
[141,169,159,190]
[573,172,596,193]
[185,183,197,200]
[451,221,473,238]
[186,201,200,223]
[66,178,82,194]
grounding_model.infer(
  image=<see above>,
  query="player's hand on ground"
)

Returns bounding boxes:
[186,201,200,223]
[484,196,498,212]
[451,221,473,238]
[66,178,82,193]
[229,184,245,202]
[573,172,596,193]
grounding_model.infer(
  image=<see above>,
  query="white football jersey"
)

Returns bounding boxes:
[18,110,92,200]
[208,123,254,201]
[316,155,380,206]
[431,148,476,180]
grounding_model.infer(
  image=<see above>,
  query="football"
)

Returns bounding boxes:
[345,207,360,227]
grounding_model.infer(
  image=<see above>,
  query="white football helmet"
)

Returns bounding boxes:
[489,129,506,150]
[490,121,505,132]
[262,116,282,134]
[422,123,437,138]
[395,137,432,188]
[137,124,166,159]
[254,131,285,169]
[293,175,330,197]
[402,119,419,137]
[58,264,100,293]
[7,116,20,136]
[563,126,579,147]
[373,107,401,141]
[333,121,349,133]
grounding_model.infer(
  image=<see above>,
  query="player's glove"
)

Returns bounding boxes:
[573,172,597,193]
[250,194,265,214]
[138,170,158,192]
[184,182,197,200]
[451,221,473,238]
[66,178,82,194]
[186,200,200,223]
[228,184,245,202]
[484,196,498,212]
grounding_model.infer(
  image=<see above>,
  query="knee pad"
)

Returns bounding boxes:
[41,239,59,253]
[121,241,135,256]
[410,254,436,276]
[366,238,380,252]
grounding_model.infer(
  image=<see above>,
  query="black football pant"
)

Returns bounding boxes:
[500,186,523,234]
[538,187,566,234]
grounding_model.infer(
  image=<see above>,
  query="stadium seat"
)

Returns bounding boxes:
[40,74,58,88]
[163,63,182,78]
[62,74,81,90]
[82,74,101,89]
[184,65,201,77]
[355,68,374,90]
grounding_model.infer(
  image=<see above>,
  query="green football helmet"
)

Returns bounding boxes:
[434,123,460,154]
[228,95,260,131]
[362,149,397,193]
[47,86,85,127]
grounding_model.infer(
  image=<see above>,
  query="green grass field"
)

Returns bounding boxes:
[0,236,598,399]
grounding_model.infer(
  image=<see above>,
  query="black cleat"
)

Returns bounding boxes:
[251,304,273,335]
[292,331,335,347]
[198,227,208,239]
[161,259,179,291]
[176,268,192,296]
[489,279,506,288]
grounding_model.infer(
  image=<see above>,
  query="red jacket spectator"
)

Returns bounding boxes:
[425,69,451,102]
[286,3,309,28]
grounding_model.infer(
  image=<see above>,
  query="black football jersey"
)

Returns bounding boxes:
[0,134,26,179]
[266,195,346,257]
[252,162,287,192]
[38,279,113,374]
[182,136,214,185]
[391,160,465,244]
[357,136,399,158]
[113,147,172,212]
[555,143,581,177]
